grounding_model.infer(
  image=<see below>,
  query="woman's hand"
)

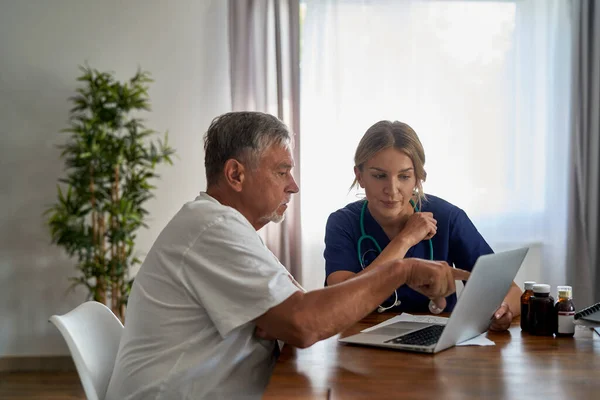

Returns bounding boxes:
[489,302,513,331]
[400,212,437,247]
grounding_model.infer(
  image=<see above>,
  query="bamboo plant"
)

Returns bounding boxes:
[46,66,175,321]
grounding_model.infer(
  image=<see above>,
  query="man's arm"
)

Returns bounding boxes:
[327,212,436,286]
[326,233,413,285]
[254,258,469,348]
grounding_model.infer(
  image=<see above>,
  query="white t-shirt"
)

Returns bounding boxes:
[105,193,301,400]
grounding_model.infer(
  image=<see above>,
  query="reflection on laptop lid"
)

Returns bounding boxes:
[338,247,529,354]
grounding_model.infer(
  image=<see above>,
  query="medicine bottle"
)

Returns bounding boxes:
[528,284,556,336]
[520,281,536,332]
[555,285,575,337]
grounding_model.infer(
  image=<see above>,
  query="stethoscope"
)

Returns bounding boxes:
[358,199,434,313]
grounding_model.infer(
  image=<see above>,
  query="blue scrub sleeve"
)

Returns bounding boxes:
[324,213,362,283]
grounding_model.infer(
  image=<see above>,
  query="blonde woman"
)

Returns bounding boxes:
[324,120,521,331]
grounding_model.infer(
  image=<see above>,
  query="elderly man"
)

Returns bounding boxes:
[106,112,468,400]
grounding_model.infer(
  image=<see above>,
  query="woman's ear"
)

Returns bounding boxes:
[354,166,364,188]
[223,159,245,192]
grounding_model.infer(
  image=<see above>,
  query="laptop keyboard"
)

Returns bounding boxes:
[384,324,445,346]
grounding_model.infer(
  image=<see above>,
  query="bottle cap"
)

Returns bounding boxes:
[524,281,536,290]
[532,284,551,294]
[557,285,572,298]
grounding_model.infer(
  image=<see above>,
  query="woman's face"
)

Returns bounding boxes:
[355,147,417,219]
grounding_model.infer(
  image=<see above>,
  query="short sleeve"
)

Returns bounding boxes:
[179,212,300,337]
[324,212,361,282]
[449,208,494,271]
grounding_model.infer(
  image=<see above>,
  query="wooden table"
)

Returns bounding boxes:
[263,313,600,399]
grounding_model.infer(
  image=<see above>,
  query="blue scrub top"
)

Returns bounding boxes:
[324,195,493,312]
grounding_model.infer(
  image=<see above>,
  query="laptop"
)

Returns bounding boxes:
[338,247,529,354]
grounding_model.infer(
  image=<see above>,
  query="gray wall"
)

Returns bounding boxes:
[0,0,231,356]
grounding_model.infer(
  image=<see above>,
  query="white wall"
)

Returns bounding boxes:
[0,0,231,356]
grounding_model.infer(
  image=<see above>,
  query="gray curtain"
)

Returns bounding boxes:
[228,0,302,282]
[567,0,600,306]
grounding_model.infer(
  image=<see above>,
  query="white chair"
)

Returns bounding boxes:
[50,301,124,400]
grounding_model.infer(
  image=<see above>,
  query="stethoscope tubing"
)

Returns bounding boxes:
[358,199,434,312]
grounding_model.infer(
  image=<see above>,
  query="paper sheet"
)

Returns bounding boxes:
[456,332,495,346]
[361,313,495,346]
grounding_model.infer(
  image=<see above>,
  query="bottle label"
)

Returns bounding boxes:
[558,311,575,334]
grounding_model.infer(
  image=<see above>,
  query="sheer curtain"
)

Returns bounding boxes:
[300,0,572,291]
[229,0,303,281]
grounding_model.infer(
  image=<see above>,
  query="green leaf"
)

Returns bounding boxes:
[48,63,176,308]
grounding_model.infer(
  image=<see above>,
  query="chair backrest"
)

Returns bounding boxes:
[50,301,124,400]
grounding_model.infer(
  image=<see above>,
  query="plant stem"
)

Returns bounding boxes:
[90,166,106,305]
[97,213,106,305]
[111,164,119,316]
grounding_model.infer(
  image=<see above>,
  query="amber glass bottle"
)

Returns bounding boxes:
[528,284,556,336]
[520,281,536,332]
[555,285,575,337]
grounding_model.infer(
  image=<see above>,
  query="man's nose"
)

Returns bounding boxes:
[287,175,299,193]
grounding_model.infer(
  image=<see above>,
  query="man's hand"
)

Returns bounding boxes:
[489,302,513,331]
[255,326,277,341]
[254,258,470,348]
[429,297,447,314]
[404,259,470,299]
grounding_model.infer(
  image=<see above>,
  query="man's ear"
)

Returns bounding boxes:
[223,159,246,192]
[354,166,364,188]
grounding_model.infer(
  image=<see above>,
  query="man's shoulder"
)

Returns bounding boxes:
[175,192,252,232]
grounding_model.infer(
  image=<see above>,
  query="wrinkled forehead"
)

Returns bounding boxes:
[259,143,295,168]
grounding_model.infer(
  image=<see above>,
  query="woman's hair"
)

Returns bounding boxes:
[352,120,427,205]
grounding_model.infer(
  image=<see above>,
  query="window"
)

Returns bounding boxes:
[300,0,571,290]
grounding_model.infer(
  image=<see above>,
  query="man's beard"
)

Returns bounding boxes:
[263,211,285,224]
[261,209,286,224]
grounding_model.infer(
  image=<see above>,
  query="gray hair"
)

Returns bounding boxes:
[203,111,291,186]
